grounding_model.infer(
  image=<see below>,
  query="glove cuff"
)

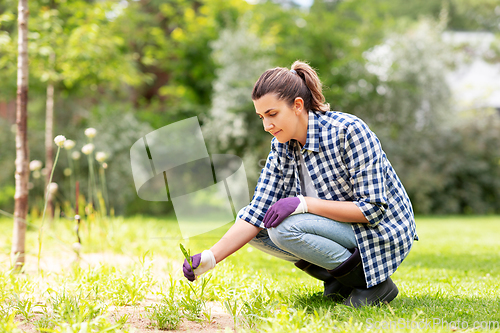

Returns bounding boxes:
[292,195,308,215]
[193,250,216,277]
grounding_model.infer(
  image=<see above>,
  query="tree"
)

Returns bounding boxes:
[202,17,274,184]
[12,0,29,270]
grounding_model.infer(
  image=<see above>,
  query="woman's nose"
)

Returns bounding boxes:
[263,119,274,132]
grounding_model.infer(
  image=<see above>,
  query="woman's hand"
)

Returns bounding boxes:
[263,195,308,228]
[183,250,216,282]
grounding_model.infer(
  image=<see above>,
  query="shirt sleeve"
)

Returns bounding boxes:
[237,145,285,228]
[342,120,388,226]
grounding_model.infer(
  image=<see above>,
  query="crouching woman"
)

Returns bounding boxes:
[183,61,418,308]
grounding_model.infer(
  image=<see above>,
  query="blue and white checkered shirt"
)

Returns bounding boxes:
[238,110,418,288]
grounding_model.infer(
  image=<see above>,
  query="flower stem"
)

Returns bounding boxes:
[37,146,61,272]
[87,152,94,214]
[99,165,109,216]
[67,150,76,211]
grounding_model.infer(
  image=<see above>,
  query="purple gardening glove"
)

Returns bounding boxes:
[183,253,201,282]
[263,196,307,228]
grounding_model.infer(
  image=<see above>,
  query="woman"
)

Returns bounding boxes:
[183,61,418,308]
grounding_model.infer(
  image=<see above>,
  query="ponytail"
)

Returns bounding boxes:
[252,60,330,112]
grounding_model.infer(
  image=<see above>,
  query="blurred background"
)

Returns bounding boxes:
[0,0,499,217]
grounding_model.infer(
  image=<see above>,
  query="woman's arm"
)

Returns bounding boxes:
[304,197,369,223]
[210,219,262,263]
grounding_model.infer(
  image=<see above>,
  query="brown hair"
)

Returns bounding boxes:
[251,60,330,112]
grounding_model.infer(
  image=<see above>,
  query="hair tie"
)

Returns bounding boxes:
[290,69,297,74]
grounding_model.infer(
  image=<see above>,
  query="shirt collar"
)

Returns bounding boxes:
[283,111,320,159]
[302,111,320,153]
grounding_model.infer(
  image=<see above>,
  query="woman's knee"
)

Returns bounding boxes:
[267,215,303,249]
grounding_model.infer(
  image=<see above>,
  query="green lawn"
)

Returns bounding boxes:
[0,215,499,332]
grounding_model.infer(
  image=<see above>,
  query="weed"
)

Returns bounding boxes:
[179,243,193,270]
[146,296,182,330]
[49,290,105,324]
[34,313,55,333]
[12,294,44,321]
[114,313,130,327]
[0,313,21,333]
[224,296,242,328]
[179,275,212,323]
[240,286,279,328]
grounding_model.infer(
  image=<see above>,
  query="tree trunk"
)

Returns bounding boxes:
[45,75,54,219]
[12,0,29,270]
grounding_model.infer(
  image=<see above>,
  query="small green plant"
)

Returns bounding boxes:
[178,275,212,323]
[146,296,182,330]
[34,312,55,333]
[49,290,105,324]
[13,294,43,321]
[0,313,21,333]
[38,135,66,271]
[179,243,192,270]
[224,296,242,329]
[114,313,130,327]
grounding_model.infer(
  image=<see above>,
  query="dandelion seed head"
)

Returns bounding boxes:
[81,143,95,155]
[85,128,97,138]
[72,151,81,160]
[48,182,58,194]
[95,152,107,163]
[72,242,82,253]
[64,139,76,150]
[54,135,66,147]
[29,160,43,171]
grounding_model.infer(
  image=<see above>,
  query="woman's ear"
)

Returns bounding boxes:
[294,97,305,114]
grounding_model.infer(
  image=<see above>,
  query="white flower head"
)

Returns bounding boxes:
[48,182,58,194]
[72,242,82,253]
[32,170,41,179]
[102,162,108,169]
[64,168,72,176]
[72,151,81,160]
[85,128,97,138]
[64,139,76,150]
[29,160,43,171]
[95,152,107,163]
[81,143,95,155]
[54,135,66,147]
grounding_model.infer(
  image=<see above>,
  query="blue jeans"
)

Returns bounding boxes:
[244,211,358,270]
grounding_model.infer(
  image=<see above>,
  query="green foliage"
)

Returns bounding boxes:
[146,297,182,330]
[0,0,499,217]
[179,243,192,269]
[400,113,500,214]
[179,276,212,322]
[0,313,21,333]
[69,262,154,306]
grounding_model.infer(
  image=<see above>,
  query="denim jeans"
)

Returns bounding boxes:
[242,210,358,270]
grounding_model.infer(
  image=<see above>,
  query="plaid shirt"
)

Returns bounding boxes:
[238,110,418,288]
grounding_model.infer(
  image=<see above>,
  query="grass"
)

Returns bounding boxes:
[0,215,499,332]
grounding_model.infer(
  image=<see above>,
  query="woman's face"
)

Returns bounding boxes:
[253,93,306,144]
